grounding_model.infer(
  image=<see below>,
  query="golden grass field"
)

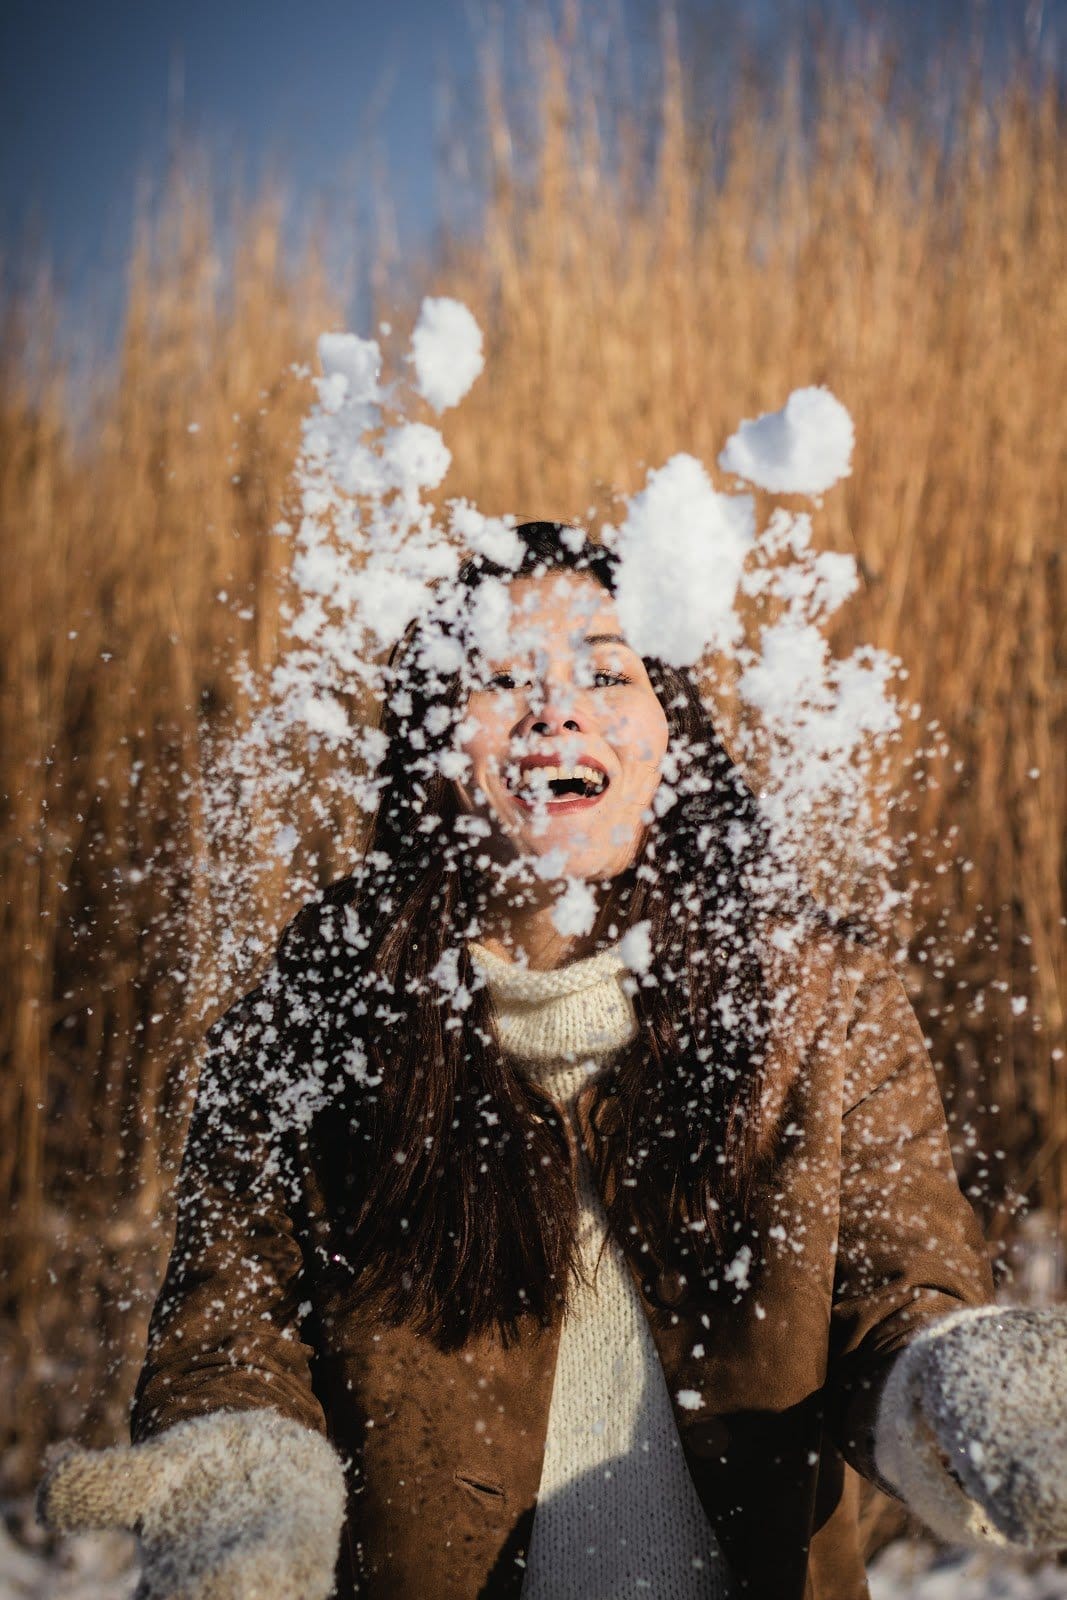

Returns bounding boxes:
[1,25,1064,1488]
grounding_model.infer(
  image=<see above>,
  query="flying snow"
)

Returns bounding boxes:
[202,293,903,988]
[619,921,654,975]
[719,387,854,495]
[549,878,598,940]
[410,296,485,413]
[609,453,754,666]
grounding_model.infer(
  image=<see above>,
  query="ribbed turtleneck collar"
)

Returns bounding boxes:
[467,938,640,1066]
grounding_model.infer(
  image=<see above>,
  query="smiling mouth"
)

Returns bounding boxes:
[505,762,611,812]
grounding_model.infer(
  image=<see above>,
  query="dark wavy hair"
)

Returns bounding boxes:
[252,521,872,1349]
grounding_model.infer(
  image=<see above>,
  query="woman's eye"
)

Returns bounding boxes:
[487,671,531,691]
[593,669,630,687]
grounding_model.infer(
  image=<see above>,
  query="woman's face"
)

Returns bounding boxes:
[452,571,670,881]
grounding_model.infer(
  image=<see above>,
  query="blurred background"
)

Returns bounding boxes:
[1,0,1065,1592]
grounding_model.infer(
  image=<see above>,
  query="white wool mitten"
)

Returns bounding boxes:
[874,1304,1067,1553]
[36,1407,347,1600]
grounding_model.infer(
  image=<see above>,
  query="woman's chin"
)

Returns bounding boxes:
[522,842,626,884]
[472,800,638,882]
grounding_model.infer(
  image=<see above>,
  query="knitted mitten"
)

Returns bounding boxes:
[36,1407,347,1600]
[874,1304,1067,1552]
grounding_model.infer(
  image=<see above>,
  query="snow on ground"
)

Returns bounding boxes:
[0,1518,137,1599]
[869,1540,1067,1599]
[2,1516,1065,1600]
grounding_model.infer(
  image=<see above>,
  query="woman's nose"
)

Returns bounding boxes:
[529,711,581,736]
[520,685,586,739]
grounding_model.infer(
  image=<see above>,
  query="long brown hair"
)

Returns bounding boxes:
[231,522,871,1349]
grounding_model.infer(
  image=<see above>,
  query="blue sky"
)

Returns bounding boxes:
[1,0,1062,328]
[1,0,468,303]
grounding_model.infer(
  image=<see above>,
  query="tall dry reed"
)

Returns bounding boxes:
[0,169,340,1485]
[1,25,1063,1492]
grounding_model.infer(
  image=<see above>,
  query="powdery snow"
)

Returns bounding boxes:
[719,386,854,495]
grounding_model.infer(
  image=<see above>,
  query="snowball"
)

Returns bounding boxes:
[410,297,484,413]
[719,387,854,495]
[612,453,755,666]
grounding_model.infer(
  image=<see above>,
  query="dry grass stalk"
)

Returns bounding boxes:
[0,173,339,1485]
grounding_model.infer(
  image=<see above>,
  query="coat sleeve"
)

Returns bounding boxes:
[130,979,328,1443]
[821,944,995,1490]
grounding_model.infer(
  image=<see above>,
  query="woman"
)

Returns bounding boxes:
[39,523,1067,1598]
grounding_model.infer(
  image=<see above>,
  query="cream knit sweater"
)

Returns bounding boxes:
[467,939,733,1600]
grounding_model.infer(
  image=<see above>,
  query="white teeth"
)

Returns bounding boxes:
[508,762,608,794]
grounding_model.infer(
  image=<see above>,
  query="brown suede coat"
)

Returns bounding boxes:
[131,925,993,1600]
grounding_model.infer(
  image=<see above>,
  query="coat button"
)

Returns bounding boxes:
[655,1268,689,1307]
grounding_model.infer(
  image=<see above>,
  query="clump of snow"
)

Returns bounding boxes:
[724,1244,753,1291]
[719,387,854,495]
[550,878,598,939]
[608,453,754,665]
[727,501,904,913]
[619,920,653,974]
[410,296,484,412]
[449,502,525,569]
[380,421,452,493]
[464,575,514,664]
[317,332,382,413]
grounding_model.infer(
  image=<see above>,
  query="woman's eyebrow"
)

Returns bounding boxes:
[583,632,630,648]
